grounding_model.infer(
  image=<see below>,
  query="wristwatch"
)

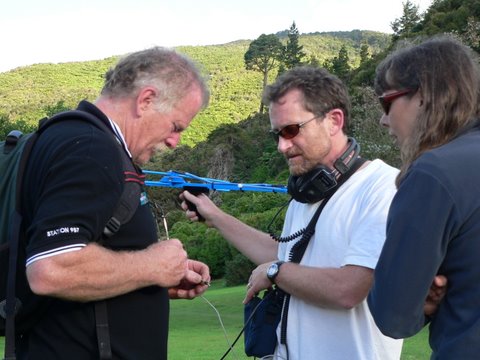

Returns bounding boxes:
[267,261,285,283]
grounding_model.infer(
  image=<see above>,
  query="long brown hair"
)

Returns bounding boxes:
[375,35,480,186]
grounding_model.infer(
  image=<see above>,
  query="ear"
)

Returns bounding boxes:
[136,86,157,116]
[326,108,344,136]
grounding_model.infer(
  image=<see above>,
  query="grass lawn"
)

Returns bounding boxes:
[168,280,432,359]
[0,281,432,359]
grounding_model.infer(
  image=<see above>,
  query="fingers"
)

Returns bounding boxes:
[181,190,200,209]
[243,287,256,304]
[424,275,448,317]
[169,274,210,299]
[434,274,448,287]
[182,192,201,221]
[187,259,211,282]
[243,264,272,304]
[168,260,211,300]
[149,240,188,287]
[169,287,201,299]
[180,191,213,224]
[183,268,205,286]
[149,238,211,299]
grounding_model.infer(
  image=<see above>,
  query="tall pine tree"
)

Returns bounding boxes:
[283,22,306,71]
[390,0,422,43]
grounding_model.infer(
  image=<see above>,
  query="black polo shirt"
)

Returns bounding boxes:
[20,101,169,359]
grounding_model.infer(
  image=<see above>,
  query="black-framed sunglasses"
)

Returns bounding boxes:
[378,89,416,115]
[270,115,320,143]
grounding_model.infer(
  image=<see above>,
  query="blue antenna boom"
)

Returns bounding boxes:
[143,170,288,193]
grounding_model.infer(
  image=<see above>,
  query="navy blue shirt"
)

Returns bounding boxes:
[368,123,480,359]
[21,101,169,360]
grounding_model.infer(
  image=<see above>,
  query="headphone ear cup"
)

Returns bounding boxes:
[288,166,336,203]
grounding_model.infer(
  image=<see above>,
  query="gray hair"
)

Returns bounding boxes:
[101,47,209,112]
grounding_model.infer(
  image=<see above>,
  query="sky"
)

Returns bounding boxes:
[0,0,433,73]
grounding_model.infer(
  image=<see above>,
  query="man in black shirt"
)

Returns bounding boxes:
[20,47,211,359]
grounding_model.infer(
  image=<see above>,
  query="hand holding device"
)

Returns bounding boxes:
[183,185,209,222]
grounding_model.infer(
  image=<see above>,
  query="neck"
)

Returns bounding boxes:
[325,134,349,169]
[94,96,132,135]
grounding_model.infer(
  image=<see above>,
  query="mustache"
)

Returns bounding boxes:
[285,149,301,159]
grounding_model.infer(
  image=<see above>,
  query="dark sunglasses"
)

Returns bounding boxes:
[378,89,416,115]
[270,115,320,143]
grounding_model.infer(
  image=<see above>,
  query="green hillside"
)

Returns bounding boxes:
[0,31,389,147]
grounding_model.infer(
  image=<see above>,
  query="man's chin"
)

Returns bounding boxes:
[289,166,309,177]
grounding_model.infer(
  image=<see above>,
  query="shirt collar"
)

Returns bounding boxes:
[107,118,133,158]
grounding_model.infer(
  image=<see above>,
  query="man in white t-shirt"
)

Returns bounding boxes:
[182,66,402,359]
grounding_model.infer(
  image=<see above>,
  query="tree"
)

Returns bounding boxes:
[390,0,423,43]
[359,43,370,66]
[283,22,306,71]
[323,45,351,82]
[421,0,480,52]
[244,34,284,112]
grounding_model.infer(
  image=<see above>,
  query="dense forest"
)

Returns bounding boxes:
[1,0,479,283]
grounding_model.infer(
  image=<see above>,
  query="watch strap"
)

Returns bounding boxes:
[267,260,285,282]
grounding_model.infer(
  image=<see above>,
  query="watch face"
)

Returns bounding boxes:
[267,263,278,278]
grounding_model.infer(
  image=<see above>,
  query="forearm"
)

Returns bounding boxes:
[210,210,278,265]
[274,263,372,309]
[182,191,278,264]
[27,242,185,302]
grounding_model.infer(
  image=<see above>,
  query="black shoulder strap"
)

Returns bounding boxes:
[279,156,367,350]
[103,161,145,238]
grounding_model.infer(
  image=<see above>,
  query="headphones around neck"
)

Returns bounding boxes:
[287,137,361,203]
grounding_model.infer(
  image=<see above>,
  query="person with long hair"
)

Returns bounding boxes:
[368,34,480,359]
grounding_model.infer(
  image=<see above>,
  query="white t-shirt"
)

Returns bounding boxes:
[275,159,403,360]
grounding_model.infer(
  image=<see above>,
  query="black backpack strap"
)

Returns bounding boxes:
[93,149,144,359]
[94,301,112,359]
[2,132,41,360]
[103,157,145,238]
[3,212,23,360]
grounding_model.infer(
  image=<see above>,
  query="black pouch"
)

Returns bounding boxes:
[243,288,283,357]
